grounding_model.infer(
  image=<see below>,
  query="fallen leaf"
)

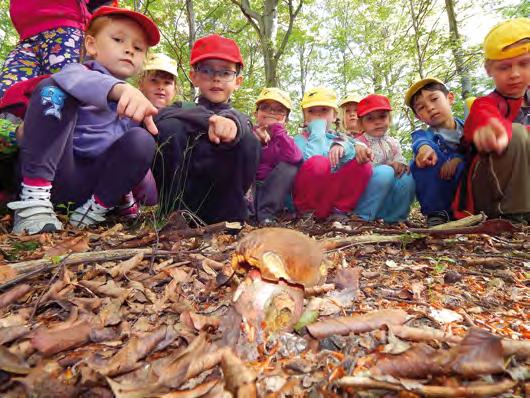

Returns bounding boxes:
[306,309,408,339]
[0,345,31,374]
[31,321,92,356]
[333,267,361,290]
[429,308,463,324]
[0,324,30,345]
[108,253,144,279]
[0,284,32,309]
[0,265,17,283]
[44,235,89,257]
[222,348,257,397]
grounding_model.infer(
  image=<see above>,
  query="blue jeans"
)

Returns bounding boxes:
[354,165,415,223]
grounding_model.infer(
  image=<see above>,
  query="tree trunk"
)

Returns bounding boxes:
[445,0,472,99]
[185,0,197,97]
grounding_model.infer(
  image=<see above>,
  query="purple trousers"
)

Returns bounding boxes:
[20,78,156,207]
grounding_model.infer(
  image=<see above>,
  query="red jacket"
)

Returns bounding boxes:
[452,89,530,218]
[10,0,92,41]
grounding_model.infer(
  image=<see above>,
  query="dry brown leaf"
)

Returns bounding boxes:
[0,284,32,309]
[0,345,31,374]
[449,328,505,377]
[79,279,128,298]
[0,265,17,283]
[91,326,168,376]
[374,343,444,378]
[306,309,408,339]
[96,297,125,327]
[44,235,89,257]
[159,379,220,398]
[221,348,257,397]
[31,321,92,356]
[333,267,361,290]
[180,311,220,331]
[0,325,30,345]
[108,253,144,278]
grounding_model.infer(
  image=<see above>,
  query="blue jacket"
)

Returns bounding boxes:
[294,119,356,170]
[411,118,465,160]
[52,60,136,158]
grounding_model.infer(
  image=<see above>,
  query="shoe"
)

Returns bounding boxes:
[426,210,451,227]
[8,199,63,234]
[117,192,139,219]
[70,196,111,228]
[7,183,62,235]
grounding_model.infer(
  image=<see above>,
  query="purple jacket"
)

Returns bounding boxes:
[51,60,137,158]
[255,123,302,180]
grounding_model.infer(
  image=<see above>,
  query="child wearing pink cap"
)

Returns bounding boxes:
[353,94,415,222]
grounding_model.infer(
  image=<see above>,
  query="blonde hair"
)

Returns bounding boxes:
[338,103,359,134]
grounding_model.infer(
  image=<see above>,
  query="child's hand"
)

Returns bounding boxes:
[208,115,237,144]
[473,118,508,154]
[389,161,409,177]
[415,145,437,168]
[355,144,374,164]
[254,125,271,144]
[329,144,344,168]
[439,158,462,180]
[110,83,159,135]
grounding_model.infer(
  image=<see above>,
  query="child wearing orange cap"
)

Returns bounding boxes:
[353,94,415,223]
[453,17,530,222]
[153,34,259,224]
[293,87,372,220]
[7,6,160,234]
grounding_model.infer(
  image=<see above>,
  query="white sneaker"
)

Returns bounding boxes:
[70,196,111,228]
[8,200,63,234]
[8,183,63,235]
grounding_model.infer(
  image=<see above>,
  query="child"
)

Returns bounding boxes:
[153,34,260,224]
[118,52,180,217]
[293,87,372,219]
[252,87,302,225]
[453,17,529,222]
[405,78,466,226]
[338,93,362,136]
[354,94,415,223]
[7,6,160,234]
[0,0,118,97]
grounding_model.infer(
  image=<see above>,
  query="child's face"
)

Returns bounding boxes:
[189,59,243,103]
[85,18,147,80]
[139,71,176,109]
[255,100,289,127]
[303,106,336,128]
[486,52,530,98]
[342,102,359,132]
[360,110,390,137]
[413,90,455,129]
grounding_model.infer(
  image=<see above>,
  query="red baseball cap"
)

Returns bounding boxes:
[357,94,392,117]
[88,6,160,47]
[190,34,244,67]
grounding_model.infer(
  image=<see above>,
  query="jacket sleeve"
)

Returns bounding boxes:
[463,95,514,144]
[268,123,302,164]
[300,119,329,160]
[411,128,434,155]
[335,136,356,166]
[51,63,122,110]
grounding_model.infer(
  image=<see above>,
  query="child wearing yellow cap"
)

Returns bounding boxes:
[338,94,362,136]
[293,87,372,219]
[454,17,530,222]
[251,88,302,225]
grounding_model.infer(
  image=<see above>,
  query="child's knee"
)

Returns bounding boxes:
[303,156,331,176]
[124,128,156,163]
[371,165,395,187]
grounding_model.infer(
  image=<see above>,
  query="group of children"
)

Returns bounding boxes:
[0,4,527,235]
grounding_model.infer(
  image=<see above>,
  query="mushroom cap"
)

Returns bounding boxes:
[232,228,326,287]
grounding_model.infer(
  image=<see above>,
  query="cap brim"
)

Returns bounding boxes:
[338,98,361,107]
[190,53,244,67]
[357,105,392,117]
[144,64,178,76]
[405,78,445,107]
[90,7,160,46]
[301,101,338,110]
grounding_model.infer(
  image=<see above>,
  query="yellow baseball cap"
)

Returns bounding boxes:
[338,93,363,108]
[143,53,179,77]
[255,87,292,110]
[484,18,530,60]
[404,77,446,108]
[301,87,338,110]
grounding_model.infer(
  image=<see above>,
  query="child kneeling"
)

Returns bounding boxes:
[354,94,415,222]
[8,6,160,234]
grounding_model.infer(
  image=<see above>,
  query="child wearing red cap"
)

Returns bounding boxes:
[353,94,415,223]
[453,18,530,222]
[7,6,160,234]
[153,34,259,224]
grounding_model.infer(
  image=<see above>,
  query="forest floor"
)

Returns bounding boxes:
[0,209,528,397]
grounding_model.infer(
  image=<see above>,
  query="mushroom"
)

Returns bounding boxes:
[231,228,326,335]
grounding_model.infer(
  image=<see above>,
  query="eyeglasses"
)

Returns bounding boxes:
[194,66,238,82]
[258,104,288,115]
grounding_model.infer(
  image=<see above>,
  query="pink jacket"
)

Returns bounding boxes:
[10,0,91,41]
